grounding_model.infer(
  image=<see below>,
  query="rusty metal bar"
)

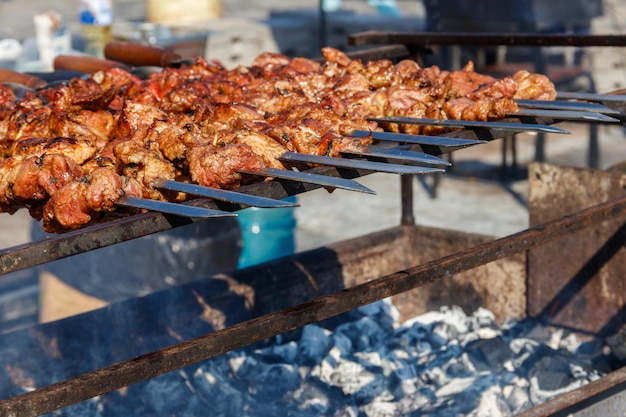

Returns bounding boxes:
[2,194,625,417]
[348,31,626,48]
[515,365,626,417]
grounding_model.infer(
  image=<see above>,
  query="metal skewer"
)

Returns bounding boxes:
[369,116,571,134]
[342,146,452,166]
[279,152,446,175]
[350,130,485,150]
[239,167,376,194]
[556,91,626,103]
[152,178,300,208]
[116,197,236,218]
[508,108,620,123]
[515,99,620,114]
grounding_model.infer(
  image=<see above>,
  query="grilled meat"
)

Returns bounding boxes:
[0,47,556,231]
[513,70,557,101]
[43,167,142,231]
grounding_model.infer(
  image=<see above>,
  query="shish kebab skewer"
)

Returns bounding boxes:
[0,47,562,232]
[103,41,621,115]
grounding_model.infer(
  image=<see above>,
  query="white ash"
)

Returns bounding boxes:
[49,303,615,417]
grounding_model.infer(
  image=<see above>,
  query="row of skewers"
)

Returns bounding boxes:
[0,44,621,232]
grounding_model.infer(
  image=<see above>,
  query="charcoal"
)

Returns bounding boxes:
[466,384,510,417]
[297,324,332,365]
[25,303,617,416]
[332,404,359,417]
[335,316,386,352]
[294,379,333,415]
[389,323,432,349]
[467,307,499,332]
[464,336,513,372]
[246,362,300,397]
[359,398,398,417]
[394,387,437,414]
[192,362,251,415]
[312,358,377,396]
[445,354,476,378]
[428,323,453,348]
[503,383,531,414]
[255,339,298,364]
[529,355,580,391]
[526,354,602,405]
[606,327,626,360]
[140,373,194,414]
[331,332,354,358]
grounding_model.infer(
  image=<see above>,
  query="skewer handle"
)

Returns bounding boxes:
[104,41,181,67]
[0,69,47,89]
[53,55,123,74]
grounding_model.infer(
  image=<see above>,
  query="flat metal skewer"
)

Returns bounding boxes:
[239,167,376,194]
[369,116,571,134]
[343,145,452,166]
[116,197,236,218]
[556,91,626,103]
[508,108,620,123]
[351,130,485,150]
[152,178,299,208]
[279,152,446,175]
[515,98,620,114]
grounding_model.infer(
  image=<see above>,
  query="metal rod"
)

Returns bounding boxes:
[318,1,327,50]
[515,365,626,417]
[2,194,626,416]
[348,31,626,48]
[400,174,415,225]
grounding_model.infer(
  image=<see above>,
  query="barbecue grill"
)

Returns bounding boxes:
[0,32,626,416]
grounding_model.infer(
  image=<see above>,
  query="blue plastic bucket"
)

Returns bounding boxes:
[237,197,297,268]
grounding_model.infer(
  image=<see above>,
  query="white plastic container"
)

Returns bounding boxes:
[78,0,114,57]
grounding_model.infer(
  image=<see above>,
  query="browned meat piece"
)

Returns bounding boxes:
[114,139,177,200]
[234,130,288,169]
[116,100,167,140]
[6,136,96,164]
[513,70,557,100]
[209,103,266,130]
[85,167,129,211]
[386,84,435,114]
[285,57,322,74]
[146,120,189,162]
[342,90,389,121]
[43,180,91,229]
[394,59,421,81]
[188,143,268,189]
[92,66,143,93]
[41,85,118,145]
[442,62,519,101]
[251,52,291,72]
[365,58,399,89]
[444,96,518,121]
[12,153,84,203]
[0,84,16,131]
[0,156,24,212]
[5,94,52,140]
[322,47,352,67]
[42,167,142,231]
[329,135,375,157]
